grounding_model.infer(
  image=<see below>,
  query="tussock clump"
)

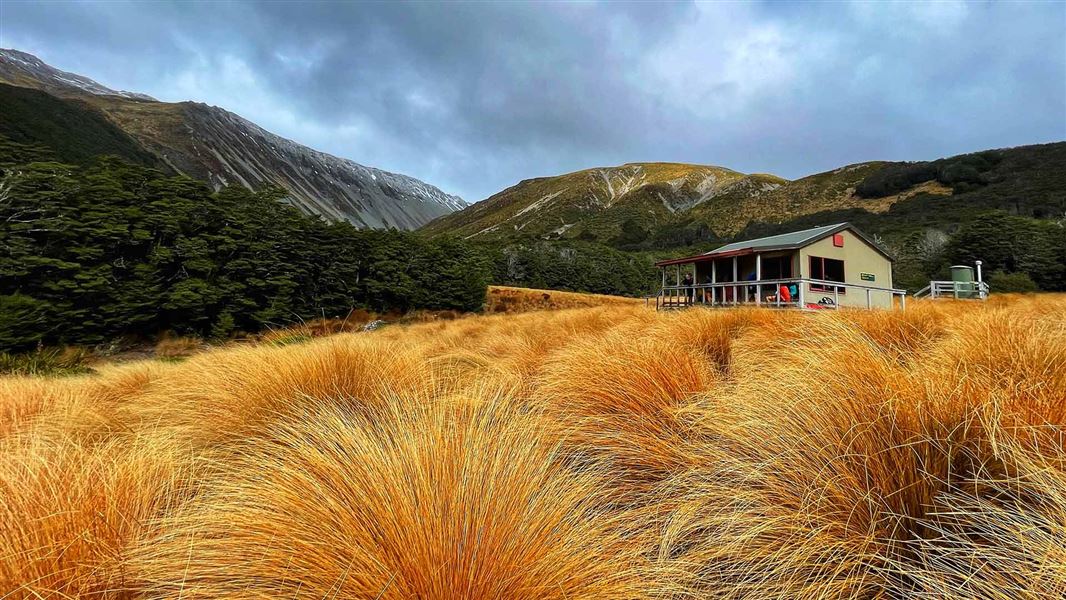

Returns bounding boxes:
[0,433,195,598]
[129,335,432,448]
[0,376,75,439]
[152,333,204,359]
[917,308,1066,431]
[2,361,171,445]
[649,307,801,372]
[128,402,648,599]
[903,433,1066,598]
[486,284,641,313]
[835,302,949,361]
[654,298,1066,598]
[655,323,926,598]
[535,328,715,498]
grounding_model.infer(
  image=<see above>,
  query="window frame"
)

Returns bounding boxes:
[809,255,846,293]
[761,255,793,280]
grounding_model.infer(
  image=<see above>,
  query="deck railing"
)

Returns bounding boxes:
[914,280,989,300]
[655,277,907,311]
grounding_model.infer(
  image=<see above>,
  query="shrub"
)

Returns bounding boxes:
[0,346,93,376]
[855,162,938,198]
[988,270,1039,293]
[153,334,204,359]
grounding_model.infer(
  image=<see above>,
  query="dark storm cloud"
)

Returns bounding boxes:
[2,1,1063,201]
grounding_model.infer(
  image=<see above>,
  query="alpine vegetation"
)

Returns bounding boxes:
[2,293,1064,598]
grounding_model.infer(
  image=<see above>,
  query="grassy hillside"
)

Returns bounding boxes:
[737,141,1066,242]
[422,162,781,243]
[2,295,1065,597]
[0,83,160,167]
[427,143,1064,249]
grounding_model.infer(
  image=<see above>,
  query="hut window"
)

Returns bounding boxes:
[809,256,845,292]
[762,255,792,279]
[833,233,844,247]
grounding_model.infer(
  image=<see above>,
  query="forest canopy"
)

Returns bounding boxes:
[0,141,489,350]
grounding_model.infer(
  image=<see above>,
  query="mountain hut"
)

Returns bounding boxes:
[654,223,906,310]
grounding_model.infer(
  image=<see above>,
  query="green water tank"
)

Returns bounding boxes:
[949,265,976,298]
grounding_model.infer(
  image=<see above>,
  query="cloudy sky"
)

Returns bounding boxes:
[2,1,1063,201]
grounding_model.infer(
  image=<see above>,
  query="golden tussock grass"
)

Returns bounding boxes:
[1,294,1064,598]
[129,401,648,599]
[486,284,643,313]
[1,433,195,598]
[152,334,205,360]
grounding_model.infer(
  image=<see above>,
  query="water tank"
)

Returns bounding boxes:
[949,265,976,298]
[950,265,974,283]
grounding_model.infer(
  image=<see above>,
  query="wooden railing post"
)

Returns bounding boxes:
[755,254,762,306]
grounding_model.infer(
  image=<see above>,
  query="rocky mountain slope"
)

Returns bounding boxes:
[0,49,464,229]
[0,48,155,101]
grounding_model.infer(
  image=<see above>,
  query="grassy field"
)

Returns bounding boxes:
[2,293,1064,598]
[486,284,644,312]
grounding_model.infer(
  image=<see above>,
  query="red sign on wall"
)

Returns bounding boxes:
[833,234,844,247]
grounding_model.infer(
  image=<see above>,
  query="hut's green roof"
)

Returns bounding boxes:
[704,223,847,255]
[655,222,894,267]
[702,222,893,260]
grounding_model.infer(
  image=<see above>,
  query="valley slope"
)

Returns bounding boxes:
[425,143,1065,250]
[0,48,464,229]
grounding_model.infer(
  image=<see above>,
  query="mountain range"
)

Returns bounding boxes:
[2,49,1062,251]
[425,144,1065,251]
[0,48,465,229]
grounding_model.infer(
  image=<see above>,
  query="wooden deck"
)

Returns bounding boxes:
[656,278,907,311]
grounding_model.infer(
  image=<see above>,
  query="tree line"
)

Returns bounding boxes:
[0,145,489,350]
[894,211,1065,293]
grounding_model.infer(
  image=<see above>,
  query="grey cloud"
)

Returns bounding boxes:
[1,0,1063,202]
